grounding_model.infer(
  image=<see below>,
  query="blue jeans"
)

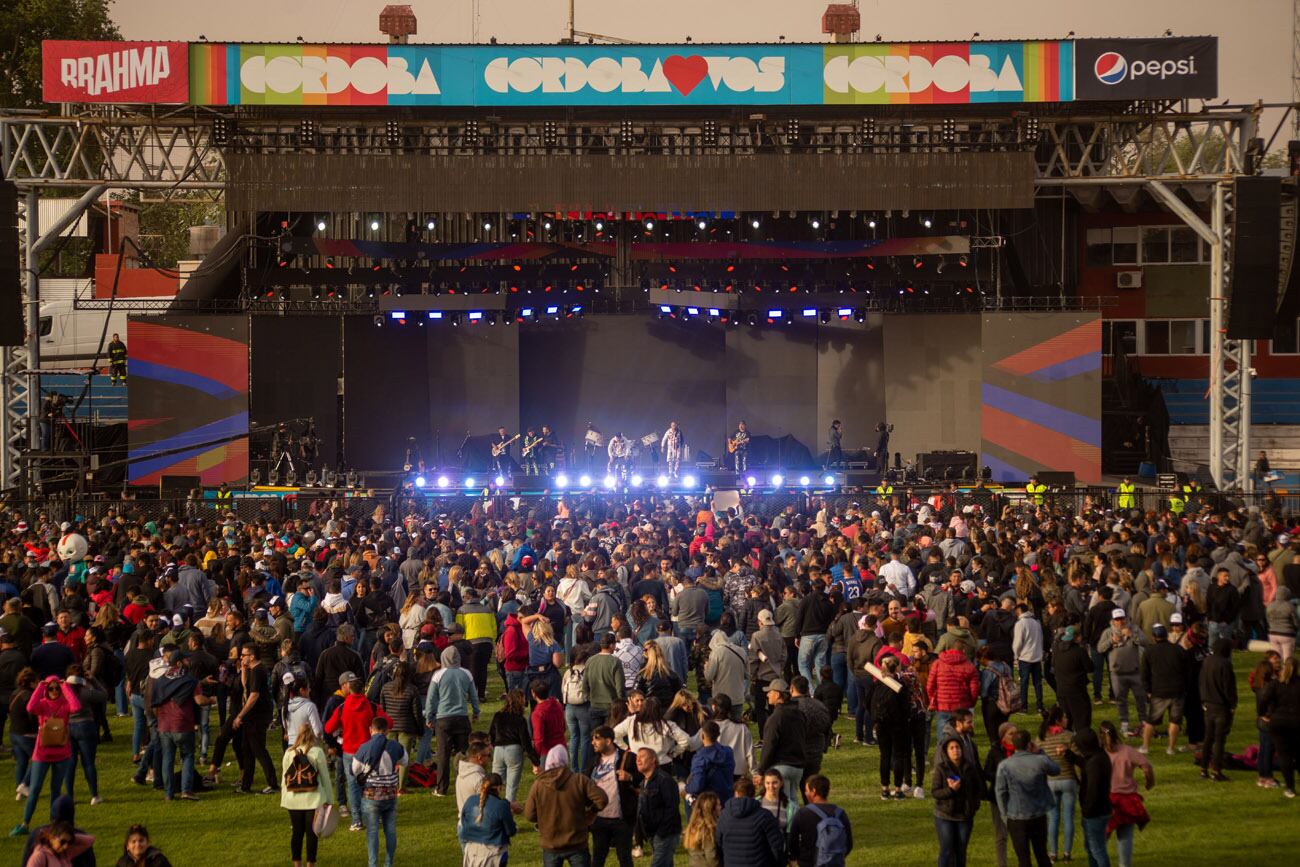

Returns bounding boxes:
[10,734,34,788]
[933,710,954,747]
[935,816,973,867]
[542,847,592,867]
[797,634,828,688]
[130,693,148,756]
[67,720,100,799]
[363,797,398,867]
[1088,647,1108,700]
[114,676,128,716]
[23,758,73,826]
[505,670,528,696]
[830,651,856,715]
[1259,723,1276,779]
[1018,660,1044,712]
[343,753,363,818]
[1115,822,1135,867]
[772,763,802,808]
[1081,814,1112,867]
[492,744,524,803]
[566,703,592,771]
[416,727,434,766]
[1207,621,1233,649]
[198,705,212,759]
[649,833,679,867]
[159,730,196,798]
[1047,778,1077,856]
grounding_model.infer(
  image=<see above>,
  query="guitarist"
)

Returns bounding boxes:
[539,425,562,475]
[491,426,516,477]
[521,427,543,476]
[729,420,750,473]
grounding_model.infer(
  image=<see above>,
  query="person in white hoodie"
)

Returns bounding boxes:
[455,740,491,831]
[282,674,323,748]
[1011,604,1045,715]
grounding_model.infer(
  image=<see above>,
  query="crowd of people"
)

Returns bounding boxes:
[0,484,1296,867]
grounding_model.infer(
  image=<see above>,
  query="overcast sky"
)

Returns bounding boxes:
[112,0,1291,129]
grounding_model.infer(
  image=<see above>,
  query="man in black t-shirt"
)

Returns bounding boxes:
[233,645,278,794]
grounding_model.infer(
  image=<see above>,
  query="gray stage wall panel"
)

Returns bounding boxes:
[816,315,885,460]
[882,314,983,461]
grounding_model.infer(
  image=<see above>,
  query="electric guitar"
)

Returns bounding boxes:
[491,434,520,457]
[727,434,748,454]
[521,435,544,457]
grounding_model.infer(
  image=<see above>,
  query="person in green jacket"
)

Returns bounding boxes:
[280,725,336,867]
[583,633,626,730]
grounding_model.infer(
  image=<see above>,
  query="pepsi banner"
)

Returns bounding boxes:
[1075,37,1217,100]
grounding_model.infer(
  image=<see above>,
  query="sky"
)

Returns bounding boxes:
[110,0,1292,133]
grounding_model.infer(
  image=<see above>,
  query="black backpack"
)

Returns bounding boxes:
[283,749,320,792]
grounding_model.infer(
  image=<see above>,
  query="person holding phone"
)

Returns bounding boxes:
[933,735,984,867]
[12,676,81,836]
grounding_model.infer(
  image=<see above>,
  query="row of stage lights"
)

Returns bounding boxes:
[412,471,839,491]
[378,306,584,327]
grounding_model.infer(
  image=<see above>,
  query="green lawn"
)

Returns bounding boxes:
[2,654,1297,866]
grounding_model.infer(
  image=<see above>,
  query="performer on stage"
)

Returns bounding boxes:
[539,425,561,474]
[299,422,320,472]
[521,427,543,476]
[827,419,843,470]
[729,421,750,473]
[491,426,517,477]
[607,432,631,479]
[874,422,893,471]
[660,421,685,480]
[271,423,296,476]
[583,423,603,473]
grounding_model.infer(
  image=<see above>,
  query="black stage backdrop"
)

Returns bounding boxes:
[342,317,431,470]
[520,317,726,466]
[426,325,520,468]
[725,324,819,457]
[250,317,341,468]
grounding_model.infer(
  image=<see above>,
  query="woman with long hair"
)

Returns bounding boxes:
[611,696,689,764]
[1099,720,1155,866]
[683,790,721,867]
[9,668,38,800]
[25,820,94,867]
[628,600,658,645]
[977,645,1014,749]
[563,644,593,772]
[488,689,538,804]
[378,661,421,793]
[1259,655,1300,798]
[1249,650,1283,788]
[458,772,516,867]
[871,654,912,800]
[932,734,983,867]
[525,615,564,706]
[757,768,793,831]
[280,725,334,867]
[13,676,81,836]
[635,641,682,708]
[1039,706,1078,863]
[398,591,425,650]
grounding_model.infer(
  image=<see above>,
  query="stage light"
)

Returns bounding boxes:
[645,220,654,230]
[630,474,644,488]
[555,473,569,489]
[837,307,853,318]
[708,308,721,317]
[390,311,407,320]
[767,309,783,319]
[603,474,617,490]
[483,220,492,230]
[802,308,818,318]
[316,219,327,232]
[686,307,700,316]
[428,311,443,320]
[370,219,380,231]
[770,473,784,487]
[436,475,450,488]
[697,219,707,230]
[415,476,426,488]
[656,475,669,489]
[682,475,697,488]
[545,305,559,315]
[745,475,758,488]
[823,473,836,485]
[595,220,604,230]
[811,219,820,229]
[923,217,933,228]
[799,475,811,486]
[868,218,876,229]
[467,311,483,322]
[660,305,672,314]
[426,219,436,230]
[520,307,534,318]
[544,220,552,229]
[578,474,592,487]
[493,475,505,487]
[751,218,760,228]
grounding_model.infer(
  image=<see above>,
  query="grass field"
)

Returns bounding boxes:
[1,654,1297,866]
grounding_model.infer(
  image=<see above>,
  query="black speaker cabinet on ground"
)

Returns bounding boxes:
[1037,471,1077,486]
[1227,177,1281,339]
[917,450,978,480]
[159,474,201,498]
[0,180,21,346]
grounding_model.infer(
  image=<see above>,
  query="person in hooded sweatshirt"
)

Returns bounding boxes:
[715,776,785,867]
[686,720,735,805]
[1266,586,1299,662]
[1062,729,1113,867]
[325,672,392,831]
[20,796,95,867]
[425,645,479,797]
[282,674,323,749]
[1198,638,1238,781]
[524,744,608,864]
[14,675,80,836]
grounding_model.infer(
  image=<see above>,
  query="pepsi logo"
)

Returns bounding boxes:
[1094,52,1127,85]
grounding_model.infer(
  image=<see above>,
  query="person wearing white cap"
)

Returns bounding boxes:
[1097,609,1151,737]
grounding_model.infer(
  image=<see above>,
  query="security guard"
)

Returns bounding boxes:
[1182,479,1202,512]
[1169,488,1185,515]
[875,481,894,499]
[107,332,128,385]
[215,482,233,504]
[1025,475,1047,506]
[1117,477,1136,511]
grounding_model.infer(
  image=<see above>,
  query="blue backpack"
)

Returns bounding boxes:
[808,803,849,867]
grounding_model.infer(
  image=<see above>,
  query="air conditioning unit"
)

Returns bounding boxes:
[1116,270,1143,289]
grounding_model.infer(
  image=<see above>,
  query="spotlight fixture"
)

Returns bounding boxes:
[464,476,477,488]
[702,119,719,146]
[385,119,401,147]
[811,218,820,229]
[630,474,644,488]
[923,217,933,228]
[436,475,450,488]
[770,473,784,487]
[745,474,758,488]
[655,474,669,489]
[426,218,436,230]
[370,218,380,231]
[941,117,956,143]
[212,116,234,146]
[750,218,760,229]
[493,475,505,487]
[603,474,617,490]
[697,219,707,230]
[595,219,605,231]
[619,119,635,143]
[578,474,592,487]
[645,219,654,230]
[799,475,811,486]
[414,475,426,488]
[316,219,327,232]
[299,118,317,146]
[682,475,697,488]
[483,220,492,230]
[543,120,558,147]
[555,473,569,489]
[823,473,836,485]
[867,218,876,229]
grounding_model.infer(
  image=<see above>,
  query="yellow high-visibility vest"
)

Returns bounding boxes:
[875,484,894,496]
[1026,482,1046,505]
[1117,482,1135,510]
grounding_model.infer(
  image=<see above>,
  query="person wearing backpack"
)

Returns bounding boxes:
[281,724,335,867]
[786,774,852,867]
[978,647,1019,748]
[563,645,593,771]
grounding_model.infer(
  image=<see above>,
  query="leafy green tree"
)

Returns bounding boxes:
[0,0,120,108]
[135,196,223,269]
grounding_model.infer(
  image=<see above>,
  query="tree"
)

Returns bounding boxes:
[134,195,223,270]
[0,0,120,109]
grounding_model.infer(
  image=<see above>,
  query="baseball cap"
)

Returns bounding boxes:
[766,678,790,694]
[41,622,57,637]
[757,609,774,626]
[269,596,284,608]
[1062,626,1077,643]
[1169,612,1183,625]
[338,671,359,686]
[1111,608,1127,620]
[281,672,297,686]
[1152,623,1168,637]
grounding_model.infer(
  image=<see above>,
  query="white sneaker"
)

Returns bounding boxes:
[90,796,103,806]
[1166,747,1177,756]
[16,784,28,799]
[339,805,350,818]
[913,786,925,799]
[1138,747,1149,754]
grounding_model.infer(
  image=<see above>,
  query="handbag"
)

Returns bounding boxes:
[38,717,68,749]
[313,803,339,839]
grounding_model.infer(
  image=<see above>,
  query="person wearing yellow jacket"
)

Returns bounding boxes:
[456,588,498,701]
[1117,478,1136,511]
[1025,476,1047,506]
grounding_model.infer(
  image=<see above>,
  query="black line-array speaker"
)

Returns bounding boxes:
[1227,177,1281,339]
[917,450,978,480]
[1277,180,1300,329]
[0,180,21,346]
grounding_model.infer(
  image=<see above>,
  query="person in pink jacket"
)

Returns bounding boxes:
[22,821,93,867]
[12,677,81,836]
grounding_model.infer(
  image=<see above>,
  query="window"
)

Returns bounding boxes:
[1087,223,1210,266]
[1102,320,1138,355]
[1110,319,1209,355]
[1085,228,1112,267]
[1142,227,1170,264]
[1144,320,1171,354]
[1273,317,1300,354]
[1111,227,1139,265]
[1170,227,1199,263]
[38,317,52,337]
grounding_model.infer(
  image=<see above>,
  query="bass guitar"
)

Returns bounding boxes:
[491,434,520,457]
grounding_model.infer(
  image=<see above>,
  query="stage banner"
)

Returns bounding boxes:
[127,316,249,487]
[1074,37,1217,100]
[42,40,188,103]
[980,313,1101,484]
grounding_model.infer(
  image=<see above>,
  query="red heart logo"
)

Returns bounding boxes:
[663,55,709,96]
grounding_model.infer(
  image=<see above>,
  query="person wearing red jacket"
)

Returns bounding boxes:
[54,610,86,663]
[325,672,391,831]
[530,679,566,769]
[501,612,530,694]
[926,648,980,746]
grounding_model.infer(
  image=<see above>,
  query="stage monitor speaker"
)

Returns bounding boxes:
[1037,471,1076,486]
[159,474,201,498]
[1227,176,1281,339]
[0,180,21,346]
[917,450,977,479]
